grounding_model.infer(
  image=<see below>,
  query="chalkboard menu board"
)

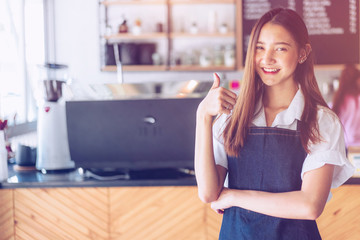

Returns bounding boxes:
[242,0,359,65]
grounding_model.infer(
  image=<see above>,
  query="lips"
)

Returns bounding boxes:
[262,67,280,73]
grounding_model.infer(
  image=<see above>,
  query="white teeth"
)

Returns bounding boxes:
[263,68,279,72]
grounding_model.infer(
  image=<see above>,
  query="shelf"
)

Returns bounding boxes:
[102,65,235,72]
[101,0,167,6]
[99,0,240,71]
[104,32,235,40]
[169,65,235,71]
[169,0,235,4]
[102,65,168,71]
[104,33,167,40]
[170,32,235,38]
[101,0,235,6]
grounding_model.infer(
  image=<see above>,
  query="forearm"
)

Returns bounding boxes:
[229,189,323,220]
[194,73,237,203]
[194,111,223,203]
[212,165,334,220]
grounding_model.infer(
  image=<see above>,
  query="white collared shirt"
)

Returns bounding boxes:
[213,89,355,190]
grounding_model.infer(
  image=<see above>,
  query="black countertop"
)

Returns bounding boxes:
[0,163,197,189]
[1,163,359,189]
[345,177,360,184]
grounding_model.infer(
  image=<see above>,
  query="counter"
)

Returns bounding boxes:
[0,164,206,240]
[1,164,360,240]
[1,162,359,189]
[0,163,197,189]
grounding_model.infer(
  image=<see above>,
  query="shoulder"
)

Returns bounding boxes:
[310,106,344,150]
[316,106,341,129]
[303,106,354,189]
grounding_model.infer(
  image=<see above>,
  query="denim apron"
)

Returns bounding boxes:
[219,126,322,240]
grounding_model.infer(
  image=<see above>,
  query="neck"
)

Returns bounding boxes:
[263,82,299,109]
[262,81,299,127]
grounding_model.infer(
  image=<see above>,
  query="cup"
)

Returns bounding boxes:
[15,144,37,166]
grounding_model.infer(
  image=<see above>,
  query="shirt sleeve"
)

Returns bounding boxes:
[301,107,355,189]
[213,114,229,169]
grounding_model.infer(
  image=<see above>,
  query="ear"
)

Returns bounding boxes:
[298,44,312,64]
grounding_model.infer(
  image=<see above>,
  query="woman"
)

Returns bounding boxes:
[332,64,360,147]
[195,8,354,239]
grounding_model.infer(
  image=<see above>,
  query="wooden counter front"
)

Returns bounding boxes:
[0,185,359,239]
[317,185,360,240]
[0,186,212,240]
[0,189,14,240]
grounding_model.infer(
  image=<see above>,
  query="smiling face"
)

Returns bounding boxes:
[255,22,303,89]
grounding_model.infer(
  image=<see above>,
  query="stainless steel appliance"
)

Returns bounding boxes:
[36,63,74,172]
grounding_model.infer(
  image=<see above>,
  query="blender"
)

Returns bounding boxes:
[36,63,74,172]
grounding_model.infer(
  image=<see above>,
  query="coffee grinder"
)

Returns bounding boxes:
[36,63,74,172]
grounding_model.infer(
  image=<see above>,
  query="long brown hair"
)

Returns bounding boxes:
[332,64,360,115]
[223,8,329,157]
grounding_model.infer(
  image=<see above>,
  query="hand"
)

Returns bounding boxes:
[211,187,233,214]
[197,73,237,118]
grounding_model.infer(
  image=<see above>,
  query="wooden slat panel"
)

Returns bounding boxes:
[109,186,206,240]
[317,185,360,240]
[4,184,359,240]
[204,185,360,240]
[14,188,109,240]
[0,189,15,240]
[205,204,223,240]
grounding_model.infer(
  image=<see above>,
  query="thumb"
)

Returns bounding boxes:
[211,72,220,89]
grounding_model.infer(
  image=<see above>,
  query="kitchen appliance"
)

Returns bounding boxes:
[66,96,203,174]
[36,63,74,172]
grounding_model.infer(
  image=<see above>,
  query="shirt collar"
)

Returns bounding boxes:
[252,88,305,127]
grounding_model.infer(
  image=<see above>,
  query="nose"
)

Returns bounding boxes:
[261,49,276,65]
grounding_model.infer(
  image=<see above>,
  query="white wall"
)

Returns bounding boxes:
[54,0,113,84]
[52,0,342,92]
[52,0,242,85]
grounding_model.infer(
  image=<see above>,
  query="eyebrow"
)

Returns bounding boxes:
[257,41,292,46]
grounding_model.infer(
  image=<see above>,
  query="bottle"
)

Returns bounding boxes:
[132,18,142,35]
[190,22,198,34]
[156,22,163,33]
[0,130,8,182]
[170,52,181,66]
[118,20,128,33]
[219,23,228,34]
[208,10,217,33]
[106,25,113,35]
[151,52,162,65]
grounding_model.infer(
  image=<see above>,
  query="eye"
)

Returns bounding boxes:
[276,47,287,52]
[256,45,264,50]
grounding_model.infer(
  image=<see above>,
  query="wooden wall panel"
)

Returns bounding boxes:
[203,185,360,240]
[109,186,206,240]
[0,189,15,240]
[14,188,109,240]
[205,204,223,240]
[2,184,358,239]
[317,185,360,240]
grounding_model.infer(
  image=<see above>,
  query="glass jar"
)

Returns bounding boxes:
[224,44,235,67]
[213,45,224,66]
[199,48,212,67]
[182,50,197,65]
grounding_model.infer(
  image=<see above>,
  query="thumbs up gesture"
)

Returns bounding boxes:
[197,73,237,118]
